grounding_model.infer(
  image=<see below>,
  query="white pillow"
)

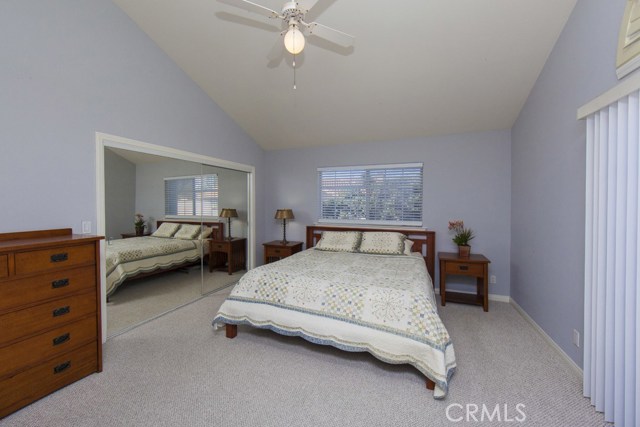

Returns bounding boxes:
[358,232,406,255]
[173,224,201,240]
[152,222,181,238]
[198,226,213,240]
[315,231,362,252]
[404,239,414,255]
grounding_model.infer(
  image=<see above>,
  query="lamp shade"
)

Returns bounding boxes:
[219,208,238,218]
[275,209,295,220]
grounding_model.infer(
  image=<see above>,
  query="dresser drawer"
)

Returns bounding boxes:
[14,244,95,275]
[0,255,7,278]
[0,316,97,379]
[0,266,96,312]
[444,262,484,277]
[0,292,96,347]
[0,341,98,419]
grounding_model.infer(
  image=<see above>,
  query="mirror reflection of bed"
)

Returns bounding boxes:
[104,148,249,338]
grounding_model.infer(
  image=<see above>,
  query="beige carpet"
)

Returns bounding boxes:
[107,267,244,337]
[2,290,607,426]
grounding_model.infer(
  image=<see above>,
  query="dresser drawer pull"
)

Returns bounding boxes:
[53,361,71,374]
[50,253,69,263]
[273,249,281,254]
[52,278,70,289]
[53,333,71,346]
[52,306,71,317]
[458,265,469,271]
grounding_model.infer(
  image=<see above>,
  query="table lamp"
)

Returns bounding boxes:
[219,208,238,240]
[275,209,294,244]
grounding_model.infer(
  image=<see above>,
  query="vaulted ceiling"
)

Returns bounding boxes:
[113,0,577,150]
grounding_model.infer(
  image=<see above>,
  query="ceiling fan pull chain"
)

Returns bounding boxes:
[293,54,297,90]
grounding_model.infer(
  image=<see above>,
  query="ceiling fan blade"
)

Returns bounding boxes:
[218,0,282,19]
[305,22,354,47]
[266,36,285,67]
[296,0,320,14]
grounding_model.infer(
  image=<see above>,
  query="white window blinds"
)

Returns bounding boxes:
[318,163,423,226]
[164,174,218,218]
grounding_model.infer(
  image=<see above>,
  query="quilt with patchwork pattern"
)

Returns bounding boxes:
[106,236,202,297]
[212,248,456,398]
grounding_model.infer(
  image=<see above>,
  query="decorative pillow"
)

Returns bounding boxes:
[198,226,213,240]
[152,222,181,238]
[173,224,201,240]
[404,239,414,255]
[314,231,362,252]
[358,232,407,255]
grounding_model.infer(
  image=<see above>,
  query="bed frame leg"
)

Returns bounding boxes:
[426,378,435,391]
[225,324,237,339]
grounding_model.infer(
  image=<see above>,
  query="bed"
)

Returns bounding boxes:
[212,225,456,398]
[106,220,223,298]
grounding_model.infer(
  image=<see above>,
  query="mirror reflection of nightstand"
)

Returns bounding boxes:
[209,238,246,274]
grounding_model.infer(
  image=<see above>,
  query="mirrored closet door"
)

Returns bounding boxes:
[103,148,249,338]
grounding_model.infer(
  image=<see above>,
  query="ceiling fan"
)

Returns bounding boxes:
[219,0,355,56]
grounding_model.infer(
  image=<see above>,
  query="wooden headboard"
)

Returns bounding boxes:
[306,225,436,282]
[156,220,224,241]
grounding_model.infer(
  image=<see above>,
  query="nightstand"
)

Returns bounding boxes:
[439,252,491,312]
[121,232,151,238]
[263,240,303,264]
[209,238,247,274]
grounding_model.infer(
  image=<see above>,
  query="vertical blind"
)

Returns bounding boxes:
[318,163,423,226]
[584,88,640,426]
[164,174,218,218]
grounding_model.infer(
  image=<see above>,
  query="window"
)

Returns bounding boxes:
[164,174,218,218]
[318,163,423,226]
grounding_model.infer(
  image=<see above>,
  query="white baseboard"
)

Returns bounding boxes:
[510,299,583,379]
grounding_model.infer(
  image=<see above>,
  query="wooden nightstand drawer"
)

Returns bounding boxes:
[211,242,227,251]
[266,247,286,257]
[263,241,303,264]
[444,262,484,276]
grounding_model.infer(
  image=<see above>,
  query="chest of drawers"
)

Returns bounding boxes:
[0,228,103,418]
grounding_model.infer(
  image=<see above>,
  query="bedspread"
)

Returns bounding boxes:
[106,236,202,297]
[212,248,456,398]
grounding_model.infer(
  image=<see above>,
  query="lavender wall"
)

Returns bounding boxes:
[511,0,626,367]
[265,130,512,296]
[0,0,265,256]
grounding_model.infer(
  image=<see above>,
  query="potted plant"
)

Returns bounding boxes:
[134,213,146,236]
[448,220,475,258]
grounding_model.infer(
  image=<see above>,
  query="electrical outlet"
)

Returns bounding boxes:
[573,329,580,348]
[81,221,92,234]
[489,275,496,284]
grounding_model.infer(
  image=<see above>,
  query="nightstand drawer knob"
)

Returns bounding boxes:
[273,249,281,254]
[458,265,469,271]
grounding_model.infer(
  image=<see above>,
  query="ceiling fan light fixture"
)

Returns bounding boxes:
[284,26,305,54]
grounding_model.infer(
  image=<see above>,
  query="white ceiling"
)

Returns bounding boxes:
[113,0,577,150]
